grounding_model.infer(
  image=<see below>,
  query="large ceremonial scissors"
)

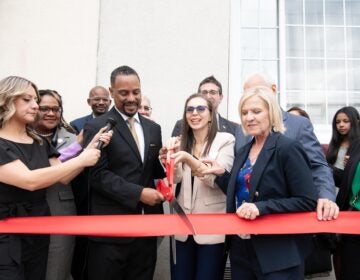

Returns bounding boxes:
[157,156,196,235]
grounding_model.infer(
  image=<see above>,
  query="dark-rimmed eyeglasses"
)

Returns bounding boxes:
[38,106,62,114]
[200,90,220,96]
[185,105,208,114]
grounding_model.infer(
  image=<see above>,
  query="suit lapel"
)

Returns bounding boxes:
[183,164,193,210]
[110,109,142,162]
[218,115,228,132]
[249,133,279,201]
[56,128,73,149]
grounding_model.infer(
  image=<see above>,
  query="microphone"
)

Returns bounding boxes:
[96,117,117,149]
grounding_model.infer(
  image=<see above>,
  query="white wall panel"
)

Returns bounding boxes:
[0,0,230,140]
[97,0,231,139]
[0,0,100,121]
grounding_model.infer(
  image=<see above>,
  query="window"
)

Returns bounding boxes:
[229,0,360,143]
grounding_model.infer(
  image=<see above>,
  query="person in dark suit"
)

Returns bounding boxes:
[84,65,165,280]
[243,73,338,221]
[70,86,111,134]
[203,86,317,279]
[171,76,247,150]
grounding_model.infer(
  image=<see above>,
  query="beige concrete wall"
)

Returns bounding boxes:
[0,0,100,122]
[0,0,231,139]
[96,0,231,139]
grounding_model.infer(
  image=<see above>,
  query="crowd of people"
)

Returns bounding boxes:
[0,65,358,280]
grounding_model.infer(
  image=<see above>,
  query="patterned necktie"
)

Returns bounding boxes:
[127,117,140,151]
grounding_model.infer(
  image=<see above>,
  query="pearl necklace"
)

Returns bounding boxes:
[37,132,53,138]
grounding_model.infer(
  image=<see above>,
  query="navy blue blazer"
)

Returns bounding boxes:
[70,114,93,134]
[226,132,317,273]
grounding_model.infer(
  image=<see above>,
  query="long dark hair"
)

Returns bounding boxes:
[180,93,218,157]
[326,106,360,164]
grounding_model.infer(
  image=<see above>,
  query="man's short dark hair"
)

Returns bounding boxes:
[110,65,140,86]
[197,75,222,95]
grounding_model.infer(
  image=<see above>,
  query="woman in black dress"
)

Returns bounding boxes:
[0,76,102,280]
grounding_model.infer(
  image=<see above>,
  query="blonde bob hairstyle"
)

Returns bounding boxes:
[0,76,42,142]
[238,86,285,135]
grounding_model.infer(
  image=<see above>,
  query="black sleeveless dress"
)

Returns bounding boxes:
[0,137,58,280]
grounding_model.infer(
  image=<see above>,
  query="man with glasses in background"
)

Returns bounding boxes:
[70,86,111,134]
[138,95,153,120]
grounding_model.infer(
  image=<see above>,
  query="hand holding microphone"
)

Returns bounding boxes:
[96,118,117,149]
[78,118,116,167]
[85,118,116,150]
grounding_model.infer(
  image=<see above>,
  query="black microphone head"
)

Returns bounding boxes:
[97,117,117,149]
[106,117,117,130]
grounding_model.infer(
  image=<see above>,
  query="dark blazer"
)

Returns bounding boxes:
[83,107,165,243]
[70,114,93,134]
[172,113,248,148]
[226,132,317,274]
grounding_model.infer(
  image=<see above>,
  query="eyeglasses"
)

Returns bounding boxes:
[38,106,62,114]
[200,90,220,96]
[139,105,152,112]
[185,105,208,114]
[88,97,110,103]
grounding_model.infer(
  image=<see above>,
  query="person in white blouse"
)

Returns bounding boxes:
[164,93,234,280]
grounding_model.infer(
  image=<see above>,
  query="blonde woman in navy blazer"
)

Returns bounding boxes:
[203,86,317,280]
[164,93,234,280]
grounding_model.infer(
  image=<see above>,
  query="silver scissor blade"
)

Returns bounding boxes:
[170,198,196,235]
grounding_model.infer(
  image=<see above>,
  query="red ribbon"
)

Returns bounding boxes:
[0,212,359,236]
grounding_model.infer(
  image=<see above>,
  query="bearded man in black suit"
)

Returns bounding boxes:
[84,65,165,280]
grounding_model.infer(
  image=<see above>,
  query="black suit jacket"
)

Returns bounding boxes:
[83,107,165,243]
[226,132,317,273]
